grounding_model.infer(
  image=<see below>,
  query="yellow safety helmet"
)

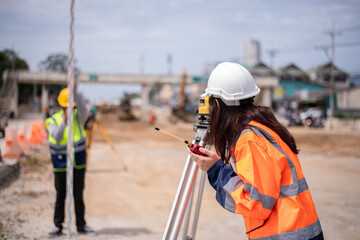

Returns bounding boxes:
[57,88,76,107]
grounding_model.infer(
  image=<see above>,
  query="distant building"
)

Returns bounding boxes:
[276,63,323,101]
[278,64,310,82]
[349,73,360,86]
[248,62,276,77]
[308,62,349,88]
[335,72,360,117]
[337,86,360,110]
[242,39,261,67]
[247,62,278,107]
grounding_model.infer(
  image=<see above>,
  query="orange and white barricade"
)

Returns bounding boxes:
[1,126,24,158]
[18,124,31,153]
[36,121,48,142]
[28,122,43,145]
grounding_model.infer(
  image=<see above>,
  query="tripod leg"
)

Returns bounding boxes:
[190,171,207,239]
[96,121,128,170]
[86,120,94,149]
[162,154,200,240]
[182,175,197,240]
[162,127,207,240]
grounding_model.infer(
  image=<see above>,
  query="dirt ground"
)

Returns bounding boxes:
[1,111,360,240]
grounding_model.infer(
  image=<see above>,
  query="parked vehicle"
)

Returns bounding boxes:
[300,107,325,127]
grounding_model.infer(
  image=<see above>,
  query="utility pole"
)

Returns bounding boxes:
[140,54,145,75]
[325,22,341,118]
[167,54,172,76]
[267,49,278,69]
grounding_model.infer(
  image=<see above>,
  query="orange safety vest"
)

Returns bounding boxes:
[207,120,322,240]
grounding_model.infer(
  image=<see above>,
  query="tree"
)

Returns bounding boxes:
[0,48,29,85]
[38,53,80,73]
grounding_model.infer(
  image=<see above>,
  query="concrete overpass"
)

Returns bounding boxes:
[16,71,192,85]
[4,71,278,119]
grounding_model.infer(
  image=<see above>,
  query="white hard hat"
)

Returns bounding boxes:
[202,62,260,106]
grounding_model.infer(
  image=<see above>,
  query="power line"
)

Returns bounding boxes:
[339,25,360,32]
[334,42,360,48]
[315,42,360,50]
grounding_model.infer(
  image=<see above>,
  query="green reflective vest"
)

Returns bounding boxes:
[45,109,87,172]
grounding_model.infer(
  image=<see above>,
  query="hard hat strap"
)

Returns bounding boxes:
[238,97,255,105]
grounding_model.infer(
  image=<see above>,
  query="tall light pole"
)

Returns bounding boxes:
[268,49,278,70]
[167,54,172,76]
[140,54,144,75]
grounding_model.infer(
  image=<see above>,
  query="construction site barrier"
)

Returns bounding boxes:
[28,121,47,145]
[18,124,31,153]
[37,121,48,141]
[1,126,24,159]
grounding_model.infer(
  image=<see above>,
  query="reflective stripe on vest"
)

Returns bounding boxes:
[49,138,86,155]
[248,219,322,240]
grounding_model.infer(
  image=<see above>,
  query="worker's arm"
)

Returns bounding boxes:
[207,159,239,213]
[189,148,238,213]
[48,120,66,142]
[74,93,88,125]
[207,140,281,219]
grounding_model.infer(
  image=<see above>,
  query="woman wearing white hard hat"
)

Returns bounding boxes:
[189,62,323,240]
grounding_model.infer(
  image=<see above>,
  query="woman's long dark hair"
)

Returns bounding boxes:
[208,97,299,163]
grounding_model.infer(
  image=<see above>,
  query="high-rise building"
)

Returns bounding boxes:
[242,39,261,67]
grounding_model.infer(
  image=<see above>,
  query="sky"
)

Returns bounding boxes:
[1,0,360,101]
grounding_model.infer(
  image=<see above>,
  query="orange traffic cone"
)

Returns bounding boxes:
[1,126,24,158]
[28,122,43,145]
[18,124,31,153]
[37,121,48,142]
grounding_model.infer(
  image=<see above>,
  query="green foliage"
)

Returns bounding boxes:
[0,219,7,240]
[38,53,68,72]
[0,48,29,83]
[0,233,7,240]
[334,114,345,118]
[124,92,140,100]
[334,114,359,120]
[38,53,80,74]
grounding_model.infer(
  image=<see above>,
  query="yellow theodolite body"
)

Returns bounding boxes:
[198,96,210,115]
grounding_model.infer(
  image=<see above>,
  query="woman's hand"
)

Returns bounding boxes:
[187,147,221,172]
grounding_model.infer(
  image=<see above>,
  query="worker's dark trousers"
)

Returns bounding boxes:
[53,168,86,230]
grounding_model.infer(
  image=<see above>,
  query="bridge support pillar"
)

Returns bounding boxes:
[141,83,149,121]
[9,82,19,118]
[41,84,48,113]
[262,87,272,107]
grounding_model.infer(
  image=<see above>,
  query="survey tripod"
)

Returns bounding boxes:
[86,119,127,170]
[162,96,211,240]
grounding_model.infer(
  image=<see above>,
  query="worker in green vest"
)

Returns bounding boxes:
[46,87,94,236]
